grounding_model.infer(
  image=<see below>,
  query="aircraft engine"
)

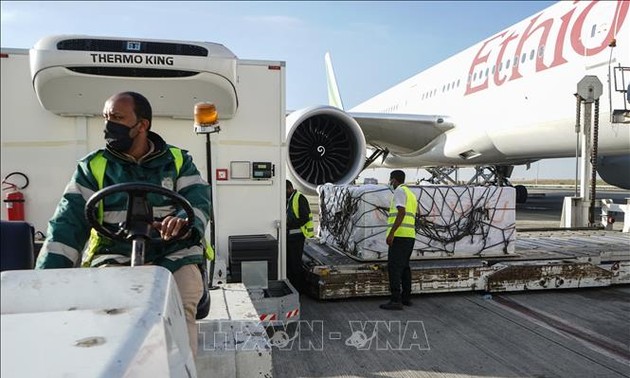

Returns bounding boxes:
[597,155,630,190]
[286,106,366,195]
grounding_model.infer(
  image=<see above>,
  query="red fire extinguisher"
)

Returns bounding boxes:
[2,172,29,221]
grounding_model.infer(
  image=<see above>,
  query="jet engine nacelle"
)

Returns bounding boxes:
[598,155,630,190]
[286,106,366,195]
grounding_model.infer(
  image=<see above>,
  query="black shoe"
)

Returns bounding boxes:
[379,301,403,310]
[402,300,413,306]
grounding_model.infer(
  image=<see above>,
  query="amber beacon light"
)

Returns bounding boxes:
[194,102,221,134]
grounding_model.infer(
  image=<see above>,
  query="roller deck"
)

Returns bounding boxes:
[303,230,630,299]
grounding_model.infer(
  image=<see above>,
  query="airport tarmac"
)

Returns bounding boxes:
[516,188,628,231]
[273,287,629,378]
[274,189,630,378]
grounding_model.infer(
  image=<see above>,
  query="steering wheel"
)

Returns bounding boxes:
[85,182,195,243]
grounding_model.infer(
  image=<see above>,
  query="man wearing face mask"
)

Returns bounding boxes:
[380,170,417,310]
[36,91,211,356]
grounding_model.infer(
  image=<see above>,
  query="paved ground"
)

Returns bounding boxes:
[273,288,629,378]
[274,188,630,378]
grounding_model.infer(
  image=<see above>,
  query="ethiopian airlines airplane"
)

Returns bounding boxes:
[285,0,630,201]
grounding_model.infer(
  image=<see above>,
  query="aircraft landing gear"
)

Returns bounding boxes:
[514,185,528,204]
[423,165,529,204]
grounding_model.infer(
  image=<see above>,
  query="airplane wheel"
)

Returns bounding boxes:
[515,185,528,204]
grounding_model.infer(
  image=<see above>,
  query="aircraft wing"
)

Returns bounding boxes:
[325,52,454,155]
[348,112,455,154]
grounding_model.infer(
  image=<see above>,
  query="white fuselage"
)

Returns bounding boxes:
[352,0,630,167]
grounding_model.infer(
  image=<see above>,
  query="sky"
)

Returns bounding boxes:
[2,0,584,182]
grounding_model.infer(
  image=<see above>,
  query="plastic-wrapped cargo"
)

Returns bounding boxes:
[317,184,515,260]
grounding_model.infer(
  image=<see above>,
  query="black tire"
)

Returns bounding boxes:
[515,185,528,204]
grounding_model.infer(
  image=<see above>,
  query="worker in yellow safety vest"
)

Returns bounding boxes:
[286,180,314,291]
[36,92,211,355]
[380,170,417,310]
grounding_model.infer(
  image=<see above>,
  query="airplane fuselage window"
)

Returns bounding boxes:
[521,53,526,64]
[538,45,545,57]
[529,49,535,60]
[506,59,511,69]
[591,24,597,38]
[457,79,460,87]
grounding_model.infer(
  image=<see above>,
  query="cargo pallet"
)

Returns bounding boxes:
[303,230,630,299]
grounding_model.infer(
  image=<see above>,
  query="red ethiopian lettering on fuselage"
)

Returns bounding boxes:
[464,32,505,95]
[546,5,575,71]
[464,0,628,96]
[508,14,555,82]
[571,0,629,56]
[492,31,519,87]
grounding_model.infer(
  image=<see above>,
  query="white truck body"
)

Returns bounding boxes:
[2,39,287,283]
[1,266,196,377]
[1,36,292,377]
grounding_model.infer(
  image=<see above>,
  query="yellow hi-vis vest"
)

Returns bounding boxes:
[291,191,315,238]
[387,185,417,238]
[83,147,214,266]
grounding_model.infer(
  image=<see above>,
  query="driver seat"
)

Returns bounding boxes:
[0,220,35,272]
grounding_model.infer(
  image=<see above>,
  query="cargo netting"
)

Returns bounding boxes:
[317,184,516,260]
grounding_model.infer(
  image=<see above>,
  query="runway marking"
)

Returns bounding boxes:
[492,295,630,366]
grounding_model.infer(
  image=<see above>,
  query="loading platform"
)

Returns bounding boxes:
[303,230,630,299]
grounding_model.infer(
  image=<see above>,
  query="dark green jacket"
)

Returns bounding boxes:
[36,132,211,272]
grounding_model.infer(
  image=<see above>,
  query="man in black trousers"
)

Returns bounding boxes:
[286,180,314,291]
[381,170,417,310]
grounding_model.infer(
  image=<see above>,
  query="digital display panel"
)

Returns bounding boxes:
[252,162,272,179]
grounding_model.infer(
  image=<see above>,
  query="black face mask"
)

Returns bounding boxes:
[104,120,138,152]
